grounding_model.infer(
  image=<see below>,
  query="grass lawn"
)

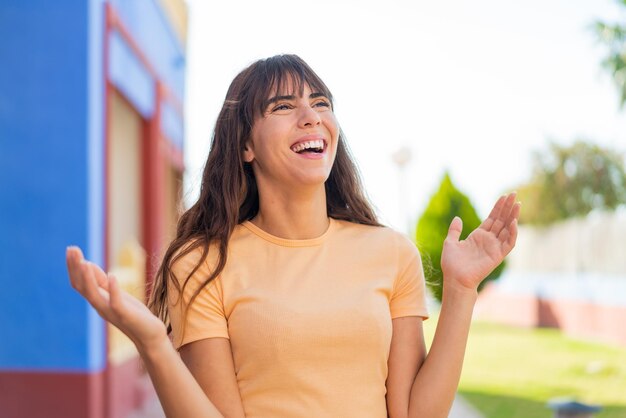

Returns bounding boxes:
[423,316,626,418]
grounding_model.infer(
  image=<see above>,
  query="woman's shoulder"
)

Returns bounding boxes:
[169,238,221,280]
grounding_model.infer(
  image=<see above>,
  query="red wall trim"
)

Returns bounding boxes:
[142,81,166,295]
[0,370,106,418]
[475,283,626,347]
[0,359,157,418]
[162,136,185,171]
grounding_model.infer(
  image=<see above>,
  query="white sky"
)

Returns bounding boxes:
[183,0,626,233]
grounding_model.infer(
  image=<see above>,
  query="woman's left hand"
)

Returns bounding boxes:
[440,192,521,293]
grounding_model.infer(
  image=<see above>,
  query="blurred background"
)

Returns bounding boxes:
[1,1,625,417]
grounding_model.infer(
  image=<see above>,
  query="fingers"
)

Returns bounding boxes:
[491,192,516,235]
[66,246,114,318]
[486,192,518,236]
[480,195,506,231]
[66,246,84,263]
[446,216,463,242]
[497,196,520,247]
[498,218,519,254]
[66,246,85,290]
[67,245,111,290]
[108,273,124,314]
[505,201,522,230]
[78,260,110,314]
[89,262,110,290]
[507,219,518,248]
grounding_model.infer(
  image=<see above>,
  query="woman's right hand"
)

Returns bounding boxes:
[68,247,231,418]
[66,246,168,352]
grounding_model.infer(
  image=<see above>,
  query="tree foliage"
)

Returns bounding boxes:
[594,2,626,106]
[415,173,505,302]
[517,140,626,225]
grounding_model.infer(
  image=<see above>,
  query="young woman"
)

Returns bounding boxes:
[66,54,520,418]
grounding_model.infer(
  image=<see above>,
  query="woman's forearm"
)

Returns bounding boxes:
[137,337,225,418]
[407,281,477,418]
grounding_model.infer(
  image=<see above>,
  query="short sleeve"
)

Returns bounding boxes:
[167,244,229,349]
[389,233,429,320]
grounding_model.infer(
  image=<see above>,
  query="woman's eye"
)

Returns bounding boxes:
[314,100,331,108]
[272,103,292,111]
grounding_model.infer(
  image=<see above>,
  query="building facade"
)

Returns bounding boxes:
[0,1,187,417]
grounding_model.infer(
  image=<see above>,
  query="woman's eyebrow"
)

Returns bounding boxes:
[264,92,328,108]
[264,95,295,108]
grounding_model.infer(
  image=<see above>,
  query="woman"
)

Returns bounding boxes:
[66,54,520,418]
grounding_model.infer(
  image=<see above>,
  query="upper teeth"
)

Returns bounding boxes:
[291,140,325,153]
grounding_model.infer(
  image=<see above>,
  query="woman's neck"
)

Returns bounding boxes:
[251,186,329,240]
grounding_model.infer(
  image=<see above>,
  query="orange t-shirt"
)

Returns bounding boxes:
[168,218,429,418]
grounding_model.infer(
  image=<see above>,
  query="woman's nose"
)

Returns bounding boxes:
[298,105,322,127]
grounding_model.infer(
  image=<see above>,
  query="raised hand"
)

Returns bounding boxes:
[66,247,167,351]
[440,192,521,293]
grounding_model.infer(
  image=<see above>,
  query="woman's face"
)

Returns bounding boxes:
[244,82,339,193]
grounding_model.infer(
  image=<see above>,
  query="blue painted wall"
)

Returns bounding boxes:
[0,0,185,372]
[0,0,106,371]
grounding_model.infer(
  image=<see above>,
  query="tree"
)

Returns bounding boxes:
[594,4,626,107]
[516,140,626,225]
[415,172,505,302]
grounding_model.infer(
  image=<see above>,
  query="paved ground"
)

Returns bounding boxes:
[130,393,483,418]
[127,395,164,418]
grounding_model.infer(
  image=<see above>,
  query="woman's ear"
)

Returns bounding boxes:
[243,141,255,163]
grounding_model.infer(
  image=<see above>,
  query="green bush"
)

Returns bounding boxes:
[415,172,505,301]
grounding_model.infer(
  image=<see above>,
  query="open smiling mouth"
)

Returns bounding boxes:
[290,139,326,154]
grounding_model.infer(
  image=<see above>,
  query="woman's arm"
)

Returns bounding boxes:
[387,193,520,418]
[386,317,426,418]
[180,339,246,418]
[66,247,227,418]
[391,287,476,418]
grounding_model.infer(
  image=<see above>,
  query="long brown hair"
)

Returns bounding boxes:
[148,54,381,331]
